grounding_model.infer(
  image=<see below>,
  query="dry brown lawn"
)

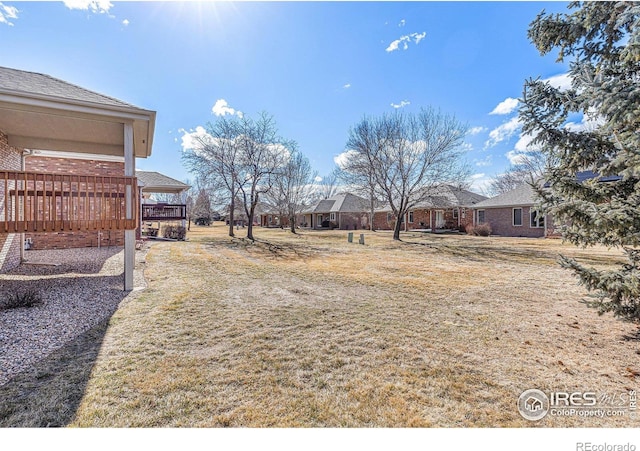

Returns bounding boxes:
[70,225,639,427]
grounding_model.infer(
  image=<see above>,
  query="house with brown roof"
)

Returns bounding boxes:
[0,66,156,289]
[471,182,550,238]
[374,185,487,232]
[299,193,369,230]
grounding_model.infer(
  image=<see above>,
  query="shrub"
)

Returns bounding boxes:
[162,225,187,241]
[474,223,492,237]
[465,223,492,237]
[0,289,43,310]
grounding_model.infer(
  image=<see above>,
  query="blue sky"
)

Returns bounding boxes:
[0,1,573,194]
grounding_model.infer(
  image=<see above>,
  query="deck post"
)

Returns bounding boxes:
[124,123,135,291]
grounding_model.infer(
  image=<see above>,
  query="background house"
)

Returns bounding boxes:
[300,193,369,230]
[471,182,551,238]
[137,170,190,236]
[373,185,487,232]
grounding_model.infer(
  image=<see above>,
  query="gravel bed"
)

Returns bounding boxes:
[0,245,148,386]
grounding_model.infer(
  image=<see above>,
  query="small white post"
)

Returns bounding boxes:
[124,123,135,291]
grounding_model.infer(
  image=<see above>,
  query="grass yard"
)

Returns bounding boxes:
[7,225,640,427]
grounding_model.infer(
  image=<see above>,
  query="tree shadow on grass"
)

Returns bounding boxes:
[0,317,113,427]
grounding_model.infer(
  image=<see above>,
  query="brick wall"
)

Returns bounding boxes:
[24,156,126,250]
[26,156,124,176]
[478,206,546,238]
[338,212,369,230]
[375,207,474,232]
[0,130,24,272]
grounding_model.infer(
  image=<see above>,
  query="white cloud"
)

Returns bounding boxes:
[211,99,242,117]
[334,150,359,169]
[63,0,113,14]
[469,173,493,194]
[544,73,572,91]
[484,116,521,149]
[391,100,410,109]
[180,126,213,152]
[386,38,404,52]
[469,126,487,136]
[475,155,492,167]
[489,97,519,115]
[505,150,530,166]
[343,83,351,89]
[122,18,129,26]
[385,31,426,52]
[0,2,18,26]
[412,32,426,45]
[314,176,323,183]
[398,19,405,27]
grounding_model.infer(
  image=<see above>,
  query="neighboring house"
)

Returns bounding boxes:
[300,193,369,230]
[259,204,291,228]
[137,170,190,233]
[373,185,487,232]
[471,182,552,238]
[472,172,621,238]
[0,66,156,290]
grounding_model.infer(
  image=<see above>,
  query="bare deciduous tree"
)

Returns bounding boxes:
[317,169,340,200]
[488,151,548,196]
[264,147,316,233]
[182,117,241,237]
[235,113,290,241]
[344,108,469,240]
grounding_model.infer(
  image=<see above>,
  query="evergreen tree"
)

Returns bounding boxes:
[520,2,640,322]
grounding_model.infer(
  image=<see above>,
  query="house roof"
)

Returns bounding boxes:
[473,183,538,209]
[0,66,136,109]
[0,66,156,158]
[304,192,368,214]
[414,185,488,208]
[136,170,190,194]
[475,171,623,209]
[375,185,487,212]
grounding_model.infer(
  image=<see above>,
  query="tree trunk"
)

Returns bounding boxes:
[290,214,296,233]
[369,197,376,232]
[393,225,401,240]
[246,203,255,241]
[228,199,235,237]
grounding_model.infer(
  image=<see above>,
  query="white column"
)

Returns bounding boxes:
[124,123,135,291]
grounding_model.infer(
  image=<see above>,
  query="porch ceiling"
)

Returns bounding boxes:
[0,85,155,158]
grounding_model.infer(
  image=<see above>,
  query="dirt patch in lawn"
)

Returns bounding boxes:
[64,225,640,427]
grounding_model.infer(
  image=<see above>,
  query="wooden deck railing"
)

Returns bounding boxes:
[142,204,187,221]
[0,170,138,233]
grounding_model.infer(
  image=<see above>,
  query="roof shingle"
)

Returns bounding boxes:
[0,66,137,109]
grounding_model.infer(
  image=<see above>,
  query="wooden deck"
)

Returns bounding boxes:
[0,170,138,233]
[141,204,186,221]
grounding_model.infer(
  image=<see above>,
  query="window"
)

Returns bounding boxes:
[386,212,392,222]
[330,212,336,221]
[453,209,458,219]
[513,208,523,226]
[408,211,414,223]
[530,210,545,228]
[477,210,485,223]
